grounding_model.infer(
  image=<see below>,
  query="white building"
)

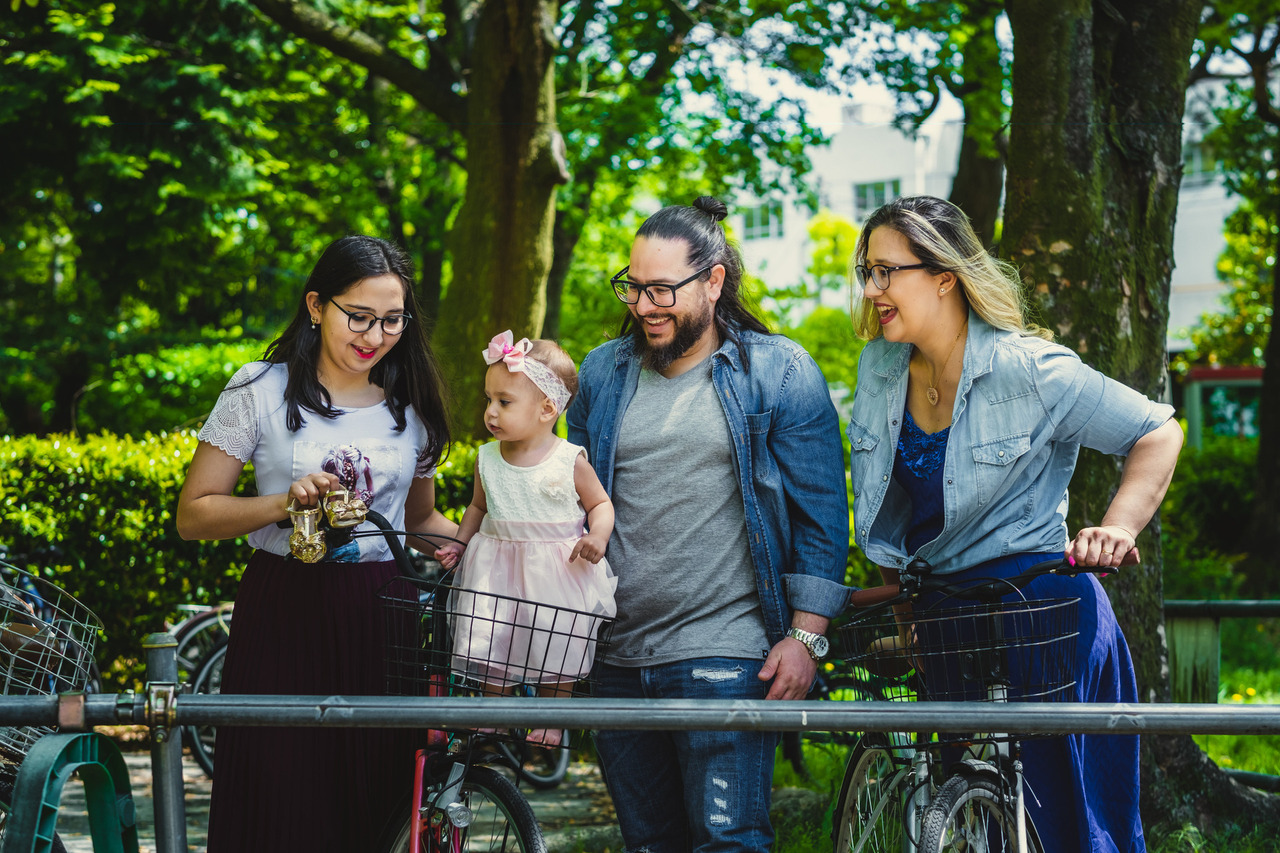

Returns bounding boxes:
[737,94,1235,352]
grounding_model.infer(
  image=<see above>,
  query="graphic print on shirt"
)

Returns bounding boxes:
[295,441,402,562]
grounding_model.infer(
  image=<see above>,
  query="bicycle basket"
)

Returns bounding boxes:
[0,561,103,771]
[378,575,615,735]
[835,597,1080,704]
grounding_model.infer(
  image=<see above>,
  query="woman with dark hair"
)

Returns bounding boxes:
[847,196,1182,851]
[177,235,456,850]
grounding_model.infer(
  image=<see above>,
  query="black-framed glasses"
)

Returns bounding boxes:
[610,265,712,307]
[327,299,413,335]
[854,263,932,292]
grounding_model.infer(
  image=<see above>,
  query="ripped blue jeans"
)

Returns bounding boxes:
[592,658,777,853]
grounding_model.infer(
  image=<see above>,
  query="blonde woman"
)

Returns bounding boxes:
[847,196,1181,852]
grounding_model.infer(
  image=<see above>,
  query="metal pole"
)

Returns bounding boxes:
[143,632,188,853]
[167,695,1280,736]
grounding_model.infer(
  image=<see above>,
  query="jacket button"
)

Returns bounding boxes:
[998,450,1005,457]
[882,474,889,482]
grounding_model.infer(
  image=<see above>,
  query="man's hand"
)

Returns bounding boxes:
[758,637,818,700]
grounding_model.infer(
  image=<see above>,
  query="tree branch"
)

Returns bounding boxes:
[246,0,466,127]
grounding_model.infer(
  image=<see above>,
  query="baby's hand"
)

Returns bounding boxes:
[435,541,465,569]
[569,533,607,565]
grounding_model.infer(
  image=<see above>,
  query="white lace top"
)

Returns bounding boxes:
[479,440,586,524]
[198,362,437,561]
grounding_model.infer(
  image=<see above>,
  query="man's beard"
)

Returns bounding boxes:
[633,301,715,373]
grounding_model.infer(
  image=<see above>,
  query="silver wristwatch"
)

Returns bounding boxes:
[785,627,830,661]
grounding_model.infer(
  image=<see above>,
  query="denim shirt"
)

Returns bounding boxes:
[566,329,850,644]
[848,312,1175,575]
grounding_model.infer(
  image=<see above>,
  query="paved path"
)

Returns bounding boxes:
[51,748,620,852]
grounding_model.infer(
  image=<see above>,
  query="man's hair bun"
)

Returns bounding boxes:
[692,196,728,223]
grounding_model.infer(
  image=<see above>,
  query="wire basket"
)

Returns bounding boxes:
[835,597,1080,705]
[0,561,103,773]
[379,574,615,739]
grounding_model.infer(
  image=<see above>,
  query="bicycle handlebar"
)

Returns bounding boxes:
[274,512,464,581]
[847,555,1116,611]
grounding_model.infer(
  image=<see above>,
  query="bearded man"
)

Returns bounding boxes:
[567,196,850,853]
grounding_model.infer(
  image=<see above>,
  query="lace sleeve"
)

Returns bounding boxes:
[197,379,260,463]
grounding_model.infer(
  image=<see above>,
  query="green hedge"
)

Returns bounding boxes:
[0,432,478,690]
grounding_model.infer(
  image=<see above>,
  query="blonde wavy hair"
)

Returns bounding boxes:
[849,196,1053,343]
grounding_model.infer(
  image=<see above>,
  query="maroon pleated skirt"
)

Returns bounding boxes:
[206,551,417,852]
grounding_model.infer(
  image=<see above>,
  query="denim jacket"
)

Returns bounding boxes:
[848,312,1175,575]
[566,329,850,644]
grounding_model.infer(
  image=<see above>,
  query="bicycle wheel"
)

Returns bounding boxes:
[173,606,233,686]
[494,735,570,790]
[381,765,546,852]
[183,638,227,779]
[918,774,1044,853]
[833,732,911,853]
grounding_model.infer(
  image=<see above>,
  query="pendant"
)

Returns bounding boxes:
[926,386,940,406]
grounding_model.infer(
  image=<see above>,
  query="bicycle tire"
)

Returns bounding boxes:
[173,606,233,686]
[494,735,571,790]
[380,765,547,852]
[0,779,69,853]
[183,637,227,779]
[918,773,1044,853]
[833,732,911,853]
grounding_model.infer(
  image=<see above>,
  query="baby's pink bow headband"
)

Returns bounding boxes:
[483,331,572,414]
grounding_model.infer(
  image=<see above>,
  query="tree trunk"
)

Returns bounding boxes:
[1003,0,1278,834]
[434,0,567,437]
[947,5,1005,248]
[948,117,1004,249]
[1245,135,1280,593]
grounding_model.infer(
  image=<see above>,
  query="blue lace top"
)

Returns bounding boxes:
[893,408,950,554]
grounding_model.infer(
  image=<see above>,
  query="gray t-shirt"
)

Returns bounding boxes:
[602,357,768,666]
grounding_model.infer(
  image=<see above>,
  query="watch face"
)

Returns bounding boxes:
[812,635,830,659]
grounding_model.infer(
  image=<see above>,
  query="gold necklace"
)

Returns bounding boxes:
[925,320,967,406]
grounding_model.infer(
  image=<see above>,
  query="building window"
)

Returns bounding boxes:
[854,179,901,218]
[742,203,784,240]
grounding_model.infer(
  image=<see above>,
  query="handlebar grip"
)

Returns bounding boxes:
[848,584,902,608]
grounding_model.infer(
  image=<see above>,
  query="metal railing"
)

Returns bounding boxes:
[2,633,1279,853]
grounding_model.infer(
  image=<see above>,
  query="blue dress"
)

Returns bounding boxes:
[895,408,1147,853]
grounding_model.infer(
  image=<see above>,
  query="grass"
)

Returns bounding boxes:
[1149,822,1280,852]
[1193,664,1280,775]
[1195,618,1280,776]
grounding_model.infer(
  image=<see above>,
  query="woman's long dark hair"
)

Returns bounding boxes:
[621,196,771,368]
[248,236,450,464]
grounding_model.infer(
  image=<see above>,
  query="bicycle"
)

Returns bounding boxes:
[371,510,614,852]
[183,634,227,779]
[180,565,572,792]
[245,509,610,851]
[831,555,1111,853]
[168,602,233,687]
[184,633,572,793]
[0,559,102,853]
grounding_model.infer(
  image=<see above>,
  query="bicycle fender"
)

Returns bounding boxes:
[951,757,1002,779]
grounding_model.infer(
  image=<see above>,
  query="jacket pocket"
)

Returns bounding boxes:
[971,432,1030,506]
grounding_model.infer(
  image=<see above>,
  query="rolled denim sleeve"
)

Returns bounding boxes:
[1035,347,1175,455]
[773,352,851,619]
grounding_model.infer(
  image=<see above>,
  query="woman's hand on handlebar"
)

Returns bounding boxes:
[287,472,343,507]
[1069,525,1140,568]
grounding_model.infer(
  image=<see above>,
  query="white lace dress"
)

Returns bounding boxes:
[452,440,617,687]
